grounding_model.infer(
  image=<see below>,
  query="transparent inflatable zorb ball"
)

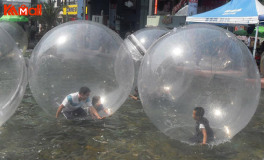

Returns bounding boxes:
[0,28,27,126]
[138,24,260,145]
[125,27,169,61]
[124,27,168,93]
[0,22,28,54]
[29,21,134,117]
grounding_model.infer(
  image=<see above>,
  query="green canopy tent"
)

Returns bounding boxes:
[234,26,264,38]
[0,15,28,22]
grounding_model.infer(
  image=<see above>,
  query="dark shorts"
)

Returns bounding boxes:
[62,108,88,120]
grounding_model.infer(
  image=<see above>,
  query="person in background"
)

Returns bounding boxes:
[255,51,261,70]
[260,41,264,53]
[157,1,171,15]
[257,39,261,48]
[246,35,251,48]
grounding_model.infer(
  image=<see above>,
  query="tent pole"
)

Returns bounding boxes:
[253,25,259,58]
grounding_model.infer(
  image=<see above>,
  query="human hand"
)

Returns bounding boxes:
[96,116,102,120]
[129,95,138,101]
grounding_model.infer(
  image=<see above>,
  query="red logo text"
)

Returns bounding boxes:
[4,4,42,16]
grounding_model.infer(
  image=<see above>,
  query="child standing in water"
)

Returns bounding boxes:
[191,107,214,145]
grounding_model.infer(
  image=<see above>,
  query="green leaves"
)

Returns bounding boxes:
[32,0,62,32]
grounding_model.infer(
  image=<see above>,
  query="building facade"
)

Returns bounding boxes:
[0,1,2,17]
[153,0,228,16]
[60,0,148,38]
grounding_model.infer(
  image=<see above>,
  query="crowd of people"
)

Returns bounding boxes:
[242,35,264,70]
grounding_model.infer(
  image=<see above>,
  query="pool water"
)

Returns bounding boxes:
[0,87,263,160]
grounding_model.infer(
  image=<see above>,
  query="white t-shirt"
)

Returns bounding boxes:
[199,124,205,130]
[61,92,92,112]
[247,37,251,47]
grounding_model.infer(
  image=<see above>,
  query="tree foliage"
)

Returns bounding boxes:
[32,0,62,32]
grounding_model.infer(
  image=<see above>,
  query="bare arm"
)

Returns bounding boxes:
[89,106,102,119]
[103,108,110,115]
[201,128,207,145]
[56,104,64,118]
[129,94,138,101]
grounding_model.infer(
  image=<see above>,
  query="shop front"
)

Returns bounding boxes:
[63,4,88,21]
[146,0,228,28]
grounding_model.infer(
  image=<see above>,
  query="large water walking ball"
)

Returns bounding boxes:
[0,22,28,54]
[124,27,169,91]
[125,27,169,61]
[29,21,134,117]
[138,24,260,145]
[0,28,27,126]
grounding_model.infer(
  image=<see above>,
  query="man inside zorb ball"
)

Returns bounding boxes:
[29,21,134,120]
[56,86,110,120]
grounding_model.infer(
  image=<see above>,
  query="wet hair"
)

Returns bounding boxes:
[194,107,205,118]
[92,96,100,106]
[79,86,91,95]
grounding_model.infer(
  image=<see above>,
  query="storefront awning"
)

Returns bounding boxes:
[187,0,264,26]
